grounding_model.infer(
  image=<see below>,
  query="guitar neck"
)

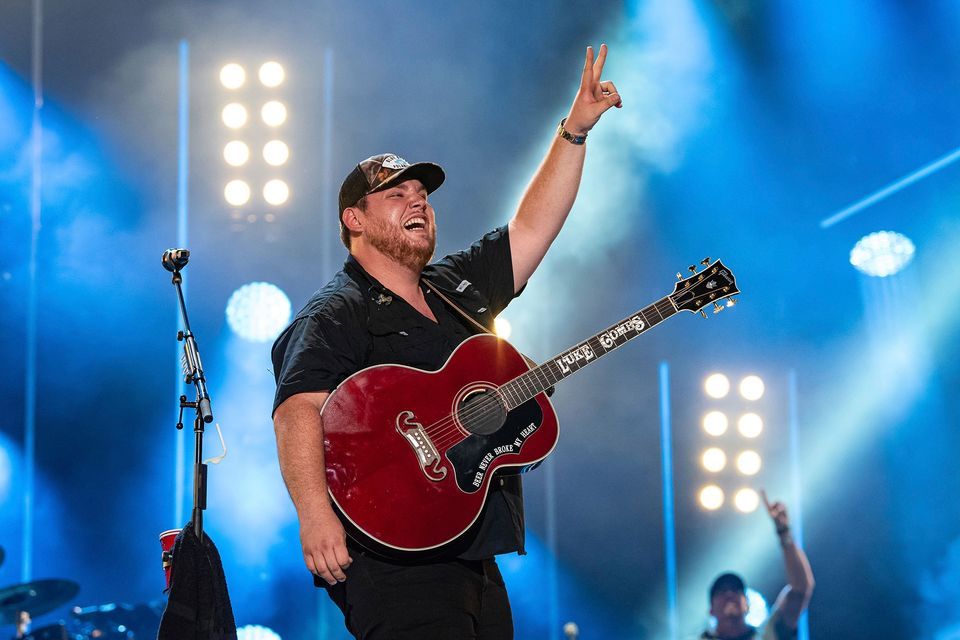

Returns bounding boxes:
[499,294,679,410]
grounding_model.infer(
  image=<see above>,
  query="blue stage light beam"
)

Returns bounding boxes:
[500,0,715,357]
[499,532,623,638]
[820,144,960,229]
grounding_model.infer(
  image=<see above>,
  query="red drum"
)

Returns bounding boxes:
[158,528,180,590]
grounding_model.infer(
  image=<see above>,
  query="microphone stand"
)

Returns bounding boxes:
[168,258,214,541]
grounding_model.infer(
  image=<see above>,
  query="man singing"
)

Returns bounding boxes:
[272,44,621,639]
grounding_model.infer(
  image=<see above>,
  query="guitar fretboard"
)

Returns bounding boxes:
[499,295,679,410]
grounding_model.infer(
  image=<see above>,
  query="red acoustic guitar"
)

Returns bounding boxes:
[321,260,739,557]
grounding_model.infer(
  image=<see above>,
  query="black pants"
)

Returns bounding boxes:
[324,552,514,639]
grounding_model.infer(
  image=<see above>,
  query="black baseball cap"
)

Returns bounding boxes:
[338,153,445,222]
[709,573,746,600]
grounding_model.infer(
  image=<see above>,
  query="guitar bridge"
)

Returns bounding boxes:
[396,411,447,482]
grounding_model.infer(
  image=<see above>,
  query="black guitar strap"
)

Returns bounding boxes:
[422,279,552,395]
[421,278,494,336]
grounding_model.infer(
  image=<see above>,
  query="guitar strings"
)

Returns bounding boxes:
[423,293,691,448]
[419,294,687,450]
[422,291,713,448]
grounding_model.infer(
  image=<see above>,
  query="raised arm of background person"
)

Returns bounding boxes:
[762,490,815,629]
[508,43,622,293]
[274,391,352,586]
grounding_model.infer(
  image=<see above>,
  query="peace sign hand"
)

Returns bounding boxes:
[564,44,622,136]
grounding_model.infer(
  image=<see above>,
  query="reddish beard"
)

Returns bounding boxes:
[365,215,436,272]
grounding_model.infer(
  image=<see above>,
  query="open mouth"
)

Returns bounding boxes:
[403,217,427,231]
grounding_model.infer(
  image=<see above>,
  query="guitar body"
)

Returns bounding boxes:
[322,334,558,556]
[319,258,740,558]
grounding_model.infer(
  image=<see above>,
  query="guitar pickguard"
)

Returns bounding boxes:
[446,398,544,493]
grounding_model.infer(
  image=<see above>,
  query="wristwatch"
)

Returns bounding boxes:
[557,118,587,145]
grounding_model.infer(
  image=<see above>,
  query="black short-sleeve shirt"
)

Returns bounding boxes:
[271,225,526,559]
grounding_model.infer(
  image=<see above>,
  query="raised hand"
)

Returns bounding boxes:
[564,43,622,136]
[761,489,790,534]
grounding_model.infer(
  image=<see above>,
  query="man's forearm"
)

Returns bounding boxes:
[274,399,333,518]
[780,532,815,599]
[509,132,587,289]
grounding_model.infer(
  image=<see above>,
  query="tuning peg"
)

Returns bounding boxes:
[699,310,707,319]
[700,257,711,266]
[713,302,723,314]
[726,297,737,307]
[688,265,697,274]
[676,272,683,281]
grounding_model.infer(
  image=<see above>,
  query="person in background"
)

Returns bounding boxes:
[702,491,815,640]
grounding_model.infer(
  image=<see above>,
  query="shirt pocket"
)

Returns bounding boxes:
[366,316,444,371]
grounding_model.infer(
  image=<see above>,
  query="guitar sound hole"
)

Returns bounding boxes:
[457,389,507,436]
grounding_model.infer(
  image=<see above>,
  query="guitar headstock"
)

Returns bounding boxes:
[670,258,739,317]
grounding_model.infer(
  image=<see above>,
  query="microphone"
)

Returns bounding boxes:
[563,622,579,639]
[162,248,190,272]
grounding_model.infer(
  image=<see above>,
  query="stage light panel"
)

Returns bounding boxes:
[494,316,512,339]
[699,484,724,510]
[850,231,915,277]
[226,282,292,343]
[219,63,246,89]
[221,103,248,129]
[736,450,762,476]
[263,179,290,206]
[701,447,726,473]
[261,100,287,127]
[737,413,763,438]
[702,411,729,437]
[258,61,285,87]
[224,180,251,206]
[704,373,730,399]
[223,141,250,167]
[733,488,759,513]
[739,375,765,401]
[262,140,289,166]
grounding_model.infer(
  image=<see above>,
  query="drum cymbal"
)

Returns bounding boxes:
[0,579,80,624]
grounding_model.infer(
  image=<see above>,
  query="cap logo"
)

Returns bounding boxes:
[380,155,409,170]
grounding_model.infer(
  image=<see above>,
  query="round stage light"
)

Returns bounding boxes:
[258,61,285,87]
[223,141,250,167]
[261,100,287,126]
[219,63,246,89]
[702,411,729,437]
[745,589,769,627]
[704,373,730,399]
[224,180,251,206]
[736,450,762,476]
[263,179,290,206]
[739,375,765,401]
[701,447,727,473]
[221,103,248,129]
[734,488,760,513]
[262,140,290,166]
[237,624,282,640]
[494,316,512,339]
[699,484,724,511]
[226,282,292,343]
[737,413,763,439]
[850,231,915,277]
